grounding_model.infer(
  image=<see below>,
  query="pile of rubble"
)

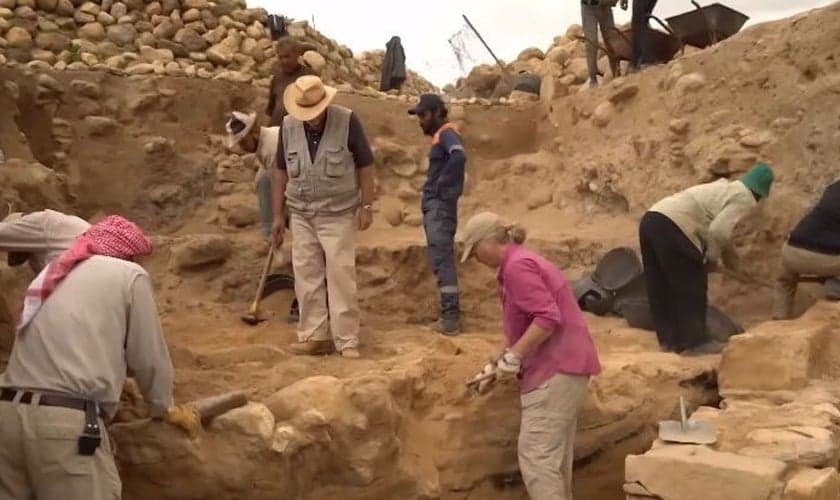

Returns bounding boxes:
[0,0,436,94]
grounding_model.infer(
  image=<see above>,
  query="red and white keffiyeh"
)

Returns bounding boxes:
[17,215,153,332]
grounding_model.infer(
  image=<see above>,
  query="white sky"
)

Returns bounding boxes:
[249,0,835,86]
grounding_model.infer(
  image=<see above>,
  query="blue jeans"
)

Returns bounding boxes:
[255,168,273,238]
[422,197,460,320]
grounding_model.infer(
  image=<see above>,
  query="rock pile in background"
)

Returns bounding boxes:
[0,0,436,94]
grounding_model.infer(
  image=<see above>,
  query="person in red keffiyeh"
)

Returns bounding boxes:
[18,215,154,332]
[0,214,177,499]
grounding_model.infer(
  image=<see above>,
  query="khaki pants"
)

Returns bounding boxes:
[518,373,590,500]
[0,400,121,500]
[773,243,840,319]
[290,212,359,351]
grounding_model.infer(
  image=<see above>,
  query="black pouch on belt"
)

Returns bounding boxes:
[78,400,102,456]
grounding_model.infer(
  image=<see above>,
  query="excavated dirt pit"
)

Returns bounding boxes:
[3,4,840,497]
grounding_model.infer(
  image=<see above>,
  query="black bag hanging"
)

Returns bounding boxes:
[267,15,287,40]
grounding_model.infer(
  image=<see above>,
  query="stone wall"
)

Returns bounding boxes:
[0,0,436,94]
[624,302,840,500]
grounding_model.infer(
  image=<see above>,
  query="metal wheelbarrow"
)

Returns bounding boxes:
[666,1,749,49]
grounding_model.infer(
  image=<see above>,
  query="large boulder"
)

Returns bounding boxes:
[169,234,232,271]
[78,21,106,41]
[6,26,33,48]
[206,32,239,65]
[106,23,136,45]
[35,31,71,51]
[173,27,206,52]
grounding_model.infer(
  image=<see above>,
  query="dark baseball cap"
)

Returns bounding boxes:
[408,94,446,115]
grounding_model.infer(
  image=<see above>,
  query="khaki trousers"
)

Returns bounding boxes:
[290,212,360,351]
[0,401,121,500]
[518,373,590,500]
[773,243,840,319]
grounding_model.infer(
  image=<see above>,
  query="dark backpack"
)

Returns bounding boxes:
[267,15,287,40]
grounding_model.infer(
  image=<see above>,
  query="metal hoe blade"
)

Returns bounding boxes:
[658,397,716,444]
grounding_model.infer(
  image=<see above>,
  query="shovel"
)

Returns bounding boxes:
[241,246,275,325]
[658,396,716,445]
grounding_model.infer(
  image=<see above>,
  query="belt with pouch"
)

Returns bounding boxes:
[1,388,105,456]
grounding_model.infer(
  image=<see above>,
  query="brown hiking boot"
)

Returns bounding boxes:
[340,347,360,359]
[288,340,334,356]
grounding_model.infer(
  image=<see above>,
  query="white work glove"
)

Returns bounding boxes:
[494,350,522,379]
[466,362,497,395]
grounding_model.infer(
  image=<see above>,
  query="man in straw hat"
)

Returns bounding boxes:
[272,75,375,359]
[639,163,774,355]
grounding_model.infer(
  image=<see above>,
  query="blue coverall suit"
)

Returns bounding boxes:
[422,125,467,322]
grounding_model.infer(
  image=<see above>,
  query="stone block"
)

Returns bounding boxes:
[625,445,787,500]
[719,323,829,394]
[784,468,840,500]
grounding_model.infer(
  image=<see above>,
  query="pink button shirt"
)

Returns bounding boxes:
[498,245,602,394]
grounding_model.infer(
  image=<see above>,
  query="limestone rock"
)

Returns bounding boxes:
[608,84,639,104]
[71,79,101,98]
[592,101,616,128]
[169,234,232,271]
[182,0,207,8]
[14,5,35,19]
[74,10,95,23]
[567,57,589,84]
[80,52,98,66]
[106,23,136,45]
[83,115,118,136]
[78,0,99,14]
[126,62,155,75]
[740,131,774,148]
[719,323,829,395]
[214,70,251,83]
[55,0,72,14]
[0,0,11,8]
[526,187,554,210]
[35,32,71,51]
[783,467,840,500]
[669,118,690,135]
[6,26,33,48]
[182,7,199,22]
[675,72,707,93]
[625,445,787,500]
[31,49,56,63]
[140,45,174,63]
[379,197,403,227]
[37,73,64,95]
[110,1,126,17]
[741,426,838,468]
[517,47,544,61]
[97,11,115,25]
[160,0,177,14]
[78,22,106,41]
[545,45,570,66]
[218,193,259,227]
[206,33,239,65]
[209,403,274,442]
[152,18,176,39]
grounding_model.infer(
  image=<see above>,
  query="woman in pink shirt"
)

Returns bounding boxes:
[461,212,601,500]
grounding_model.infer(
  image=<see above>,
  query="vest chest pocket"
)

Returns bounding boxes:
[325,148,351,178]
[286,152,301,178]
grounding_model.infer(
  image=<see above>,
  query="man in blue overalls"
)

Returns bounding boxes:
[409,94,467,335]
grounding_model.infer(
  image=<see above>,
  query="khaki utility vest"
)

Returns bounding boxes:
[282,105,359,215]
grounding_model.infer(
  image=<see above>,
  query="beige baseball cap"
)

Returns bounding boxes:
[460,212,504,263]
